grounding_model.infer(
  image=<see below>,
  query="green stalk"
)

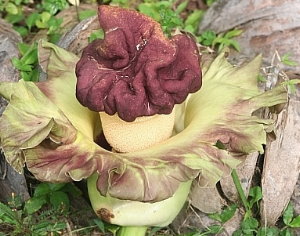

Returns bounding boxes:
[117,226,148,236]
[231,169,250,214]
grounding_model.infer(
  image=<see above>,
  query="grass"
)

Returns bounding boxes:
[0,183,111,235]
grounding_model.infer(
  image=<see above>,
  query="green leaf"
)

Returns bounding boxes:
[21,69,39,82]
[0,213,17,225]
[36,12,51,29]
[88,29,104,43]
[225,29,243,38]
[184,24,196,34]
[212,37,229,47]
[5,13,24,24]
[156,0,173,8]
[49,33,61,43]
[48,222,67,232]
[232,229,243,236]
[241,217,259,234]
[213,37,240,52]
[32,221,67,233]
[31,221,53,232]
[13,26,28,37]
[198,30,216,46]
[159,7,183,35]
[48,183,66,191]
[175,0,188,14]
[184,10,203,28]
[11,57,33,71]
[7,195,23,209]
[18,43,30,56]
[280,228,293,236]
[41,11,51,22]
[30,68,40,82]
[49,191,70,212]
[41,0,69,15]
[61,183,82,197]
[93,218,105,233]
[248,186,262,208]
[257,74,267,82]
[25,196,47,214]
[206,0,216,6]
[281,53,298,66]
[138,3,160,21]
[105,224,120,235]
[219,204,237,223]
[0,202,18,223]
[201,225,223,235]
[5,2,18,15]
[20,71,31,81]
[110,0,129,7]
[18,63,33,71]
[20,46,38,65]
[79,9,97,21]
[14,0,22,5]
[209,204,237,223]
[283,203,294,225]
[282,79,300,94]
[33,183,51,197]
[257,227,280,236]
[208,213,222,222]
[229,40,241,52]
[26,12,40,30]
[47,16,63,33]
[289,215,300,227]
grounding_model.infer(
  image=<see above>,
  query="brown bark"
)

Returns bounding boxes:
[0,19,29,202]
[199,0,300,75]
[261,91,300,225]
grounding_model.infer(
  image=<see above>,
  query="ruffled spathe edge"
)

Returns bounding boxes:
[0,41,288,202]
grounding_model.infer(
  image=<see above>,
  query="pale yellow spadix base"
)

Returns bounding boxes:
[88,173,192,227]
[99,110,176,153]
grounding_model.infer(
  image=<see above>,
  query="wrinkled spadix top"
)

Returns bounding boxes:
[75,5,202,122]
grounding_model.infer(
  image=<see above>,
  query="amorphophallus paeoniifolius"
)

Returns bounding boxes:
[0,5,288,236]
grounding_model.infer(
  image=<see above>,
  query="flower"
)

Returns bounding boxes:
[0,40,287,201]
[0,6,287,228]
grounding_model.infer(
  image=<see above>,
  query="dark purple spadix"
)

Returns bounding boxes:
[75,5,202,122]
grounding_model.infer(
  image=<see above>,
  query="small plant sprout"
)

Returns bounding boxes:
[197,29,242,52]
[231,174,300,235]
[0,5,291,236]
[0,183,82,235]
[281,53,298,66]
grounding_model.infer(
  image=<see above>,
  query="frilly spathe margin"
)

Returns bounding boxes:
[0,41,287,202]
